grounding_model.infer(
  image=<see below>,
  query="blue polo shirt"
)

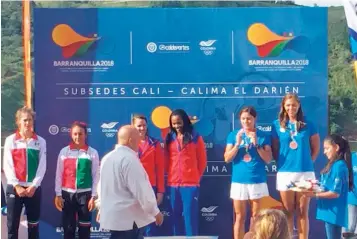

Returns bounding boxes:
[316,160,349,228]
[226,129,270,184]
[348,152,357,205]
[271,119,318,172]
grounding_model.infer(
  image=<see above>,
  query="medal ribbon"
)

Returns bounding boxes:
[289,122,297,142]
[243,131,252,154]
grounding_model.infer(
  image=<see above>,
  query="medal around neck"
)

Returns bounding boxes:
[289,141,298,150]
[243,153,252,162]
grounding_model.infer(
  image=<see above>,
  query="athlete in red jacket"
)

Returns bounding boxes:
[165,109,207,236]
[132,114,165,237]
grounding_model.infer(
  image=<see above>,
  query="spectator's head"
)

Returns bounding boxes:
[252,209,290,239]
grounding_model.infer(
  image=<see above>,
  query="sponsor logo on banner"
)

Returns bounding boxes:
[257,124,272,132]
[201,206,218,222]
[146,41,190,53]
[199,40,217,55]
[48,124,92,135]
[49,125,60,135]
[101,122,119,138]
[52,24,115,73]
[56,227,110,233]
[247,23,310,72]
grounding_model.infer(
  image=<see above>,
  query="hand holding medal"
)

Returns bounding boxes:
[235,129,244,147]
[247,130,257,146]
[243,129,254,162]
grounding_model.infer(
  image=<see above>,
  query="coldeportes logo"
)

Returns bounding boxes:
[147,42,158,53]
[247,23,310,57]
[49,125,59,135]
[146,42,190,53]
[52,24,100,58]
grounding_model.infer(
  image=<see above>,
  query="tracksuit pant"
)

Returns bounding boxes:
[6,185,41,239]
[169,186,199,236]
[62,190,92,239]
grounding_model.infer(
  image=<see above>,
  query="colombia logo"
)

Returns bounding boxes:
[247,23,310,58]
[52,24,100,58]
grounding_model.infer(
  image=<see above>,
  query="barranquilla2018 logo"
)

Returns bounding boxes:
[247,23,310,71]
[51,24,114,71]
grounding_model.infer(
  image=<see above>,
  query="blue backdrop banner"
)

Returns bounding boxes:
[32,7,328,239]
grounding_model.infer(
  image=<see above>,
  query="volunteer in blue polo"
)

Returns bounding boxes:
[302,134,351,239]
[271,93,320,239]
[224,106,272,239]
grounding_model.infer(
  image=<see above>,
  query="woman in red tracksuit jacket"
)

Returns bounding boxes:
[165,109,207,236]
[132,114,165,237]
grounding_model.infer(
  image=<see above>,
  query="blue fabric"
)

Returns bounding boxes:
[325,222,342,239]
[169,186,199,236]
[271,119,317,172]
[348,152,357,205]
[226,129,270,184]
[317,160,349,228]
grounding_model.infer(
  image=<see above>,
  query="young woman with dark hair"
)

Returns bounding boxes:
[165,109,207,236]
[224,106,272,239]
[54,121,100,239]
[302,134,352,239]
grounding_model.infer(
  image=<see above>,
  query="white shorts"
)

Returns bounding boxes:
[230,182,269,200]
[276,172,316,191]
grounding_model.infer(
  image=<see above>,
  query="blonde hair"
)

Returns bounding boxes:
[252,209,290,239]
[15,106,35,123]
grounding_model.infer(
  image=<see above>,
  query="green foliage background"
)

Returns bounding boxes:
[2,1,357,148]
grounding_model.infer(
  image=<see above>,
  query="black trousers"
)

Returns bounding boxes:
[110,223,144,239]
[6,185,41,239]
[62,190,92,239]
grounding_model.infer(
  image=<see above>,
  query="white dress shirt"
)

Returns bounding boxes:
[99,144,160,231]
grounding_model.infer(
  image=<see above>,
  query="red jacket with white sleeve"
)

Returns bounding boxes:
[3,131,47,187]
[55,143,100,197]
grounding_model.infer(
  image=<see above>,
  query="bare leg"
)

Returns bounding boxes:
[249,199,261,231]
[233,200,247,239]
[280,190,296,236]
[296,192,310,239]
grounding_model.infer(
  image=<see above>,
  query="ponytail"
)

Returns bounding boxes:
[342,138,353,191]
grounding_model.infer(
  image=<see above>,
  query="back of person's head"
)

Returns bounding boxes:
[117,125,140,152]
[252,209,290,239]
